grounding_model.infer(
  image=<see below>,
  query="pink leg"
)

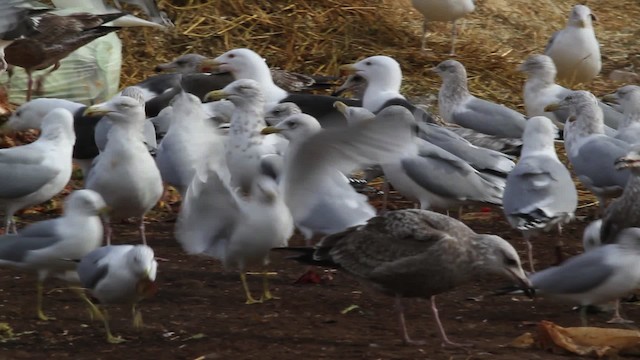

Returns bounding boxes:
[395,295,425,345]
[607,299,634,324]
[139,218,147,245]
[523,232,535,273]
[430,296,472,347]
[381,178,390,213]
[25,70,33,102]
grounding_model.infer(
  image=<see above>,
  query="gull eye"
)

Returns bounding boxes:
[228,53,235,59]
[176,60,185,66]
[504,257,518,267]
[365,61,372,66]
[287,121,298,129]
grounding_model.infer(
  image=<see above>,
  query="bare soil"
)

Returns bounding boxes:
[0,191,636,360]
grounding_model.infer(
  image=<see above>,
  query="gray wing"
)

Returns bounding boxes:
[530,247,615,294]
[503,157,577,229]
[452,97,527,138]
[19,219,58,237]
[599,102,623,129]
[77,246,116,289]
[570,137,630,189]
[94,118,111,151]
[0,146,59,199]
[143,120,158,150]
[175,163,239,258]
[418,122,515,174]
[0,235,61,263]
[401,141,503,203]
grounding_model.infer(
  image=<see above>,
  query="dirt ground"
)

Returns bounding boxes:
[0,189,637,360]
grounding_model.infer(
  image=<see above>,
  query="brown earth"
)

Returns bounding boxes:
[0,191,636,360]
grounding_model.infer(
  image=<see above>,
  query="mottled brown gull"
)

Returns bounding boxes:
[287,209,530,346]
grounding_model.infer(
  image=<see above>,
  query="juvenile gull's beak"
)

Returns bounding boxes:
[261,126,282,135]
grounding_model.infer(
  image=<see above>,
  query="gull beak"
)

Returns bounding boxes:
[430,66,441,74]
[339,63,358,75]
[602,93,619,104]
[204,89,227,103]
[83,103,113,117]
[261,126,282,135]
[544,102,562,112]
[508,268,535,299]
[154,62,174,73]
[98,206,111,215]
[333,101,348,115]
[197,58,222,73]
[590,13,598,22]
[614,155,640,170]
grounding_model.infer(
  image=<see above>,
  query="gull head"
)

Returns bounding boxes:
[603,85,640,112]
[568,5,596,28]
[334,101,376,125]
[83,96,145,123]
[475,234,533,296]
[65,189,108,217]
[544,90,597,115]
[339,55,402,92]
[261,113,321,142]
[517,54,557,78]
[199,48,268,80]
[264,102,301,126]
[204,79,264,108]
[432,59,466,81]
[155,53,207,74]
[129,245,158,298]
[524,116,560,144]
[38,108,75,142]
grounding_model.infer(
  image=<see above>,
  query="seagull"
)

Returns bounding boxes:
[523,227,640,325]
[285,209,531,346]
[544,5,601,85]
[260,107,417,240]
[77,244,158,343]
[602,85,640,145]
[84,96,163,245]
[600,145,640,245]
[433,59,527,138]
[545,91,630,212]
[4,11,125,101]
[198,48,360,127]
[0,108,76,234]
[0,189,106,320]
[410,0,475,55]
[176,162,294,304]
[264,102,302,126]
[205,79,280,195]
[502,116,577,271]
[0,2,47,74]
[518,54,622,131]
[155,91,225,196]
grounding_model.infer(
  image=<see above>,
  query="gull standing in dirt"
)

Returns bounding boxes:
[205,79,281,195]
[545,91,630,212]
[154,91,225,196]
[84,96,163,245]
[176,161,293,304]
[516,227,640,325]
[286,209,531,346]
[260,107,416,241]
[434,59,527,138]
[77,244,158,343]
[503,116,577,272]
[0,108,76,234]
[518,54,622,131]
[602,85,640,145]
[0,189,106,320]
[544,5,600,85]
[410,0,475,55]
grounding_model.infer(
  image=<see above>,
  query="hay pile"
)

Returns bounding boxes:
[121,0,640,112]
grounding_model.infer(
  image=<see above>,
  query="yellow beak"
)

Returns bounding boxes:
[83,104,112,117]
[261,126,282,135]
[339,64,358,74]
[601,93,619,104]
[333,101,348,115]
[197,58,222,73]
[204,89,227,102]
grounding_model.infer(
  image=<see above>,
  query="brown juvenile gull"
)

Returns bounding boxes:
[4,11,125,101]
[545,91,630,212]
[502,116,577,272]
[602,85,640,145]
[410,0,475,55]
[434,59,527,138]
[600,145,640,245]
[544,5,600,86]
[0,2,47,74]
[285,209,531,346]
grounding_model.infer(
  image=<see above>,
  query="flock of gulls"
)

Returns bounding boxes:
[0,0,639,350]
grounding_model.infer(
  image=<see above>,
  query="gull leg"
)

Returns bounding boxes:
[395,295,425,345]
[25,70,33,102]
[73,288,104,321]
[9,218,17,234]
[101,308,126,344]
[523,232,535,273]
[554,224,565,264]
[580,305,589,327]
[260,271,278,301]
[34,62,61,96]
[449,20,458,56]
[132,303,144,329]
[240,272,262,304]
[102,215,112,245]
[139,218,147,245]
[36,280,53,321]
[431,296,471,347]
[606,299,634,324]
[381,178,390,213]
